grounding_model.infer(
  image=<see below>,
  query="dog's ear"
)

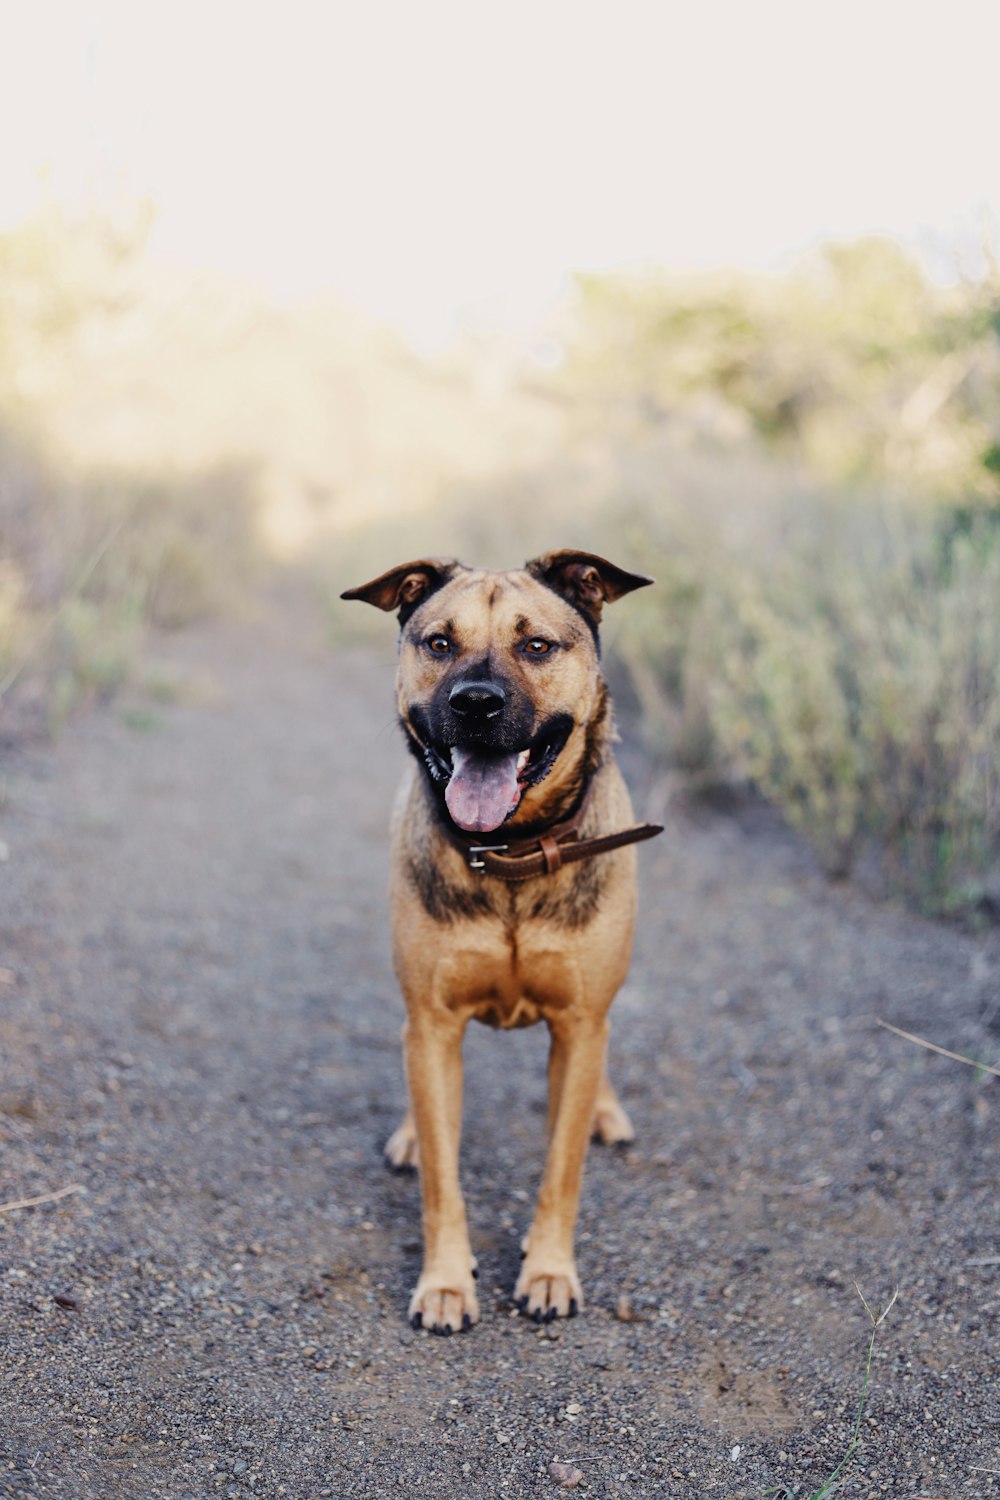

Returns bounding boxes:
[341,559,460,623]
[525,550,653,625]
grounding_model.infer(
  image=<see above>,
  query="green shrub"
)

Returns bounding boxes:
[710,578,864,877]
[621,500,1000,912]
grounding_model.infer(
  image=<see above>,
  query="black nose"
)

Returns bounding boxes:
[449,680,506,719]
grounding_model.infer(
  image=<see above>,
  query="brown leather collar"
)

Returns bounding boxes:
[437,790,663,882]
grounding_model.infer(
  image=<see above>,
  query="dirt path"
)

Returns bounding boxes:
[2,596,998,1500]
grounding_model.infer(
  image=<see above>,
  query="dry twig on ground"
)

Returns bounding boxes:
[0,1183,85,1215]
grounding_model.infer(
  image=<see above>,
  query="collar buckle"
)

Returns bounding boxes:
[467,842,508,872]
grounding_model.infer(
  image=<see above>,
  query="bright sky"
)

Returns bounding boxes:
[3,0,999,347]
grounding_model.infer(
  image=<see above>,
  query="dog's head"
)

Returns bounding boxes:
[342,551,652,834]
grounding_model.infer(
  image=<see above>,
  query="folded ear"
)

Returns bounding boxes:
[341,558,460,623]
[525,549,653,625]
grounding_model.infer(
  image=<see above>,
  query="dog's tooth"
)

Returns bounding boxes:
[517,749,530,772]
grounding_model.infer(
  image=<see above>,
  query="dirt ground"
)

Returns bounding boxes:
[1,595,998,1500]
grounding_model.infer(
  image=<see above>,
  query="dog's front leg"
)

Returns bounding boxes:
[403,1012,479,1334]
[516,1013,608,1321]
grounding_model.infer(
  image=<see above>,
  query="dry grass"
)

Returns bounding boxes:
[767,1287,898,1500]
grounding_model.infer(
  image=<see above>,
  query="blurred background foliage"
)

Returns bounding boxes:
[565,238,1000,497]
[1,205,999,915]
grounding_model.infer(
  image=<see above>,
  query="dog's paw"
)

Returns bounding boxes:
[408,1274,479,1335]
[384,1118,420,1172]
[591,1097,636,1146]
[514,1259,582,1322]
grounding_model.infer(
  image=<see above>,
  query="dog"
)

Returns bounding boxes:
[342,550,661,1332]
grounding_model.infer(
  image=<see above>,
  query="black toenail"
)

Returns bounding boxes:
[545,1307,557,1323]
[462,1312,471,1331]
[471,1267,479,1279]
[568,1299,578,1317]
[443,1324,453,1336]
[411,1312,422,1329]
[533,1307,543,1324]
[517,1295,528,1312]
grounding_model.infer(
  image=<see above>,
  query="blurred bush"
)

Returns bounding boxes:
[551,243,1000,913]
[0,206,265,729]
[615,493,1000,912]
[0,430,261,731]
[562,236,1000,501]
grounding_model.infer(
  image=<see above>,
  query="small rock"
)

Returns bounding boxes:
[550,1461,584,1489]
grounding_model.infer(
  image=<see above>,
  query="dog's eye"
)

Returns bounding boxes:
[523,639,554,656]
[426,635,451,655]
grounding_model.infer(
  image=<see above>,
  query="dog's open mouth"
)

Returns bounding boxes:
[423,719,571,834]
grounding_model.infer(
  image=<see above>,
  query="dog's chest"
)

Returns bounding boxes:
[445,930,582,1031]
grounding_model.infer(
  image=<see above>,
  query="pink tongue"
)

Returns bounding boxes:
[445,747,521,833]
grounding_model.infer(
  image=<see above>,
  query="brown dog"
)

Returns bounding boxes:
[342,551,660,1332]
